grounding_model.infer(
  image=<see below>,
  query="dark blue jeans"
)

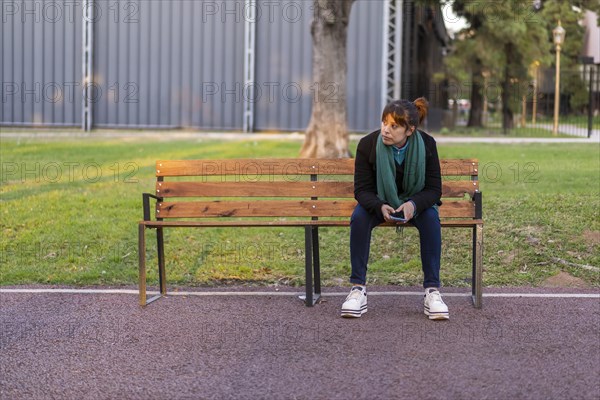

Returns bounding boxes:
[349,204,441,288]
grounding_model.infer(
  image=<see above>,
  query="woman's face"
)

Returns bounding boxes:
[380,114,415,147]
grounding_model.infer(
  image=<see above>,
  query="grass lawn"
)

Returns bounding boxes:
[1,136,598,288]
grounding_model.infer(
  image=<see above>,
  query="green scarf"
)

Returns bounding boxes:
[376,130,426,209]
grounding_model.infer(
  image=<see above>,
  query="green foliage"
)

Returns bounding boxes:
[446,0,595,120]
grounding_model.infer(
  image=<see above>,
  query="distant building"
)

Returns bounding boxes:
[535,10,599,116]
[581,10,600,115]
[582,10,599,64]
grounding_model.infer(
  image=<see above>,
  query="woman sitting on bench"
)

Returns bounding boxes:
[341,97,449,320]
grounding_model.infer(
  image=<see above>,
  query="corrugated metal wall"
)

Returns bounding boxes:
[2,0,82,126]
[93,0,245,129]
[347,0,383,132]
[254,0,313,131]
[2,0,382,132]
[254,0,383,132]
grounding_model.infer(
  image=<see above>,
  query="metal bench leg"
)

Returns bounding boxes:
[157,228,166,296]
[303,226,314,306]
[472,224,483,308]
[139,224,163,307]
[300,226,321,307]
[312,226,321,297]
[138,224,147,306]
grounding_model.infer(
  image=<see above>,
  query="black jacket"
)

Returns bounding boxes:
[354,129,442,220]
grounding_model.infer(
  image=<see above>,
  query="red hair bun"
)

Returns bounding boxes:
[413,97,429,125]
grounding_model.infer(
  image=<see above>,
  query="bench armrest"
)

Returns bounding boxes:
[142,193,163,221]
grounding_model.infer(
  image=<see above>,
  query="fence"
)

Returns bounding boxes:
[452,64,599,138]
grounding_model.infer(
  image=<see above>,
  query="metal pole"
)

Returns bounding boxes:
[532,64,538,124]
[82,0,94,132]
[381,0,403,109]
[553,46,561,136]
[381,0,391,110]
[394,0,403,100]
[243,0,256,133]
[82,0,87,131]
[588,64,594,138]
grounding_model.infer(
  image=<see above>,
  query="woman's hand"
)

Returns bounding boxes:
[396,201,416,221]
[381,204,396,222]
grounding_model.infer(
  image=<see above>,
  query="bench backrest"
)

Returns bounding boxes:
[153,159,480,220]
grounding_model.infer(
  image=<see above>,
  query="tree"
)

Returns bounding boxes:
[448,0,600,131]
[444,4,486,128]
[448,0,551,131]
[299,0,355,159]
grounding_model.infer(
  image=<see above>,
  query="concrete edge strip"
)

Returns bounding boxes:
[0,288,598,298]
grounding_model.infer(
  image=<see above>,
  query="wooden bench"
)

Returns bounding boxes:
[138,158,483,307]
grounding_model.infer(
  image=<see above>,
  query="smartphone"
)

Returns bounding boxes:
[390,211,407,223]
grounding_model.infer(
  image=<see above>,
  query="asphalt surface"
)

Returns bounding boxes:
[1,287,599,400]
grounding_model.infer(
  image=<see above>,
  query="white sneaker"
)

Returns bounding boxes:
[340,286,368,318]
[424,288,449,320]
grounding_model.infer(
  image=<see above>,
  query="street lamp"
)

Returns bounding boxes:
[552,21,566,136]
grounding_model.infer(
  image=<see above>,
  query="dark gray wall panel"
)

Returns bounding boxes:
[179,0,193,127]
[92,0,244,129]
[93,0,161,127]
[254,0,313,132]
[347,0,383,133]
[63,0,81,124]
[2,2,14,122]
[1,0,82,126]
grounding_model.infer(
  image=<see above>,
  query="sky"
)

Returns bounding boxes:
[441,2,468,37]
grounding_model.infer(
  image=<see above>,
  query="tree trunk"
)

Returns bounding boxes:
[299,0,355,159]
[467,65,483,127]
[501,44,514,133]
[467,73,484,128]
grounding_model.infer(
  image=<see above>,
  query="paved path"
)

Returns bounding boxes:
[1,286,599,400]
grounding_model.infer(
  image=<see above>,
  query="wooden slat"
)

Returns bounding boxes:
[439,219,483,227]
[141,220,350,227]
[438,201,476,218]
[156,158,478,177]
[156,200,475,219]
[156,200,358,218]
[441,181,479,197]
[141,219,483,228]
[156,181,355,198]
[141,220,483,228]
[156,158,355,177]
[439,159,478,176]
[157,179,478,198]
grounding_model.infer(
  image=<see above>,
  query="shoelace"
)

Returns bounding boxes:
[427,290,445,304]
[346,289,364,302]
